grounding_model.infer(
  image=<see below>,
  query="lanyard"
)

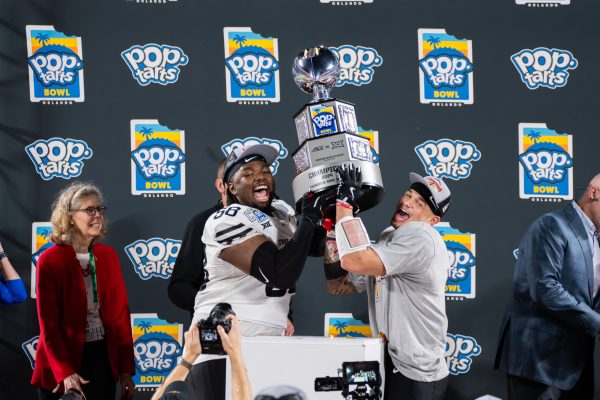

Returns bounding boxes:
[88,249,98,304]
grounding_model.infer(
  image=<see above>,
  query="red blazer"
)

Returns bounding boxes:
[31,243,135,390]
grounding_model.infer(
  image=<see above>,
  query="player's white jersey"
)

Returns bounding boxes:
[192,199,297,330]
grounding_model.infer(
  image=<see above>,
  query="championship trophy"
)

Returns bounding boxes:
[291,46,384,217]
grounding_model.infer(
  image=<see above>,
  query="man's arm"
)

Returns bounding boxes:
[219,193,326,289]
[151,324,201,400]
[335,205,385,276]
[527,216,600,336]
[0,241,27,304]
[323,229,357,295]
[218,316,252,400]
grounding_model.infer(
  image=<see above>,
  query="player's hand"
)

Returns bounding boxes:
[336,164,362,210]
[301,192,327,225]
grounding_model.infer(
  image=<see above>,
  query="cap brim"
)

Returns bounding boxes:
[236,144,279,166]
[409,172,429,187]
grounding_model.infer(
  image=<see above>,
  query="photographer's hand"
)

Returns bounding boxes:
[183,323,202,363]
[217,315,241,356]
[217,315,252,400]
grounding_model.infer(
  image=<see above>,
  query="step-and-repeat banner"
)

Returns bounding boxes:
[1,0,596,398]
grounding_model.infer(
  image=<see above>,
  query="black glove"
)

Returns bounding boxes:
[301,192,326,225]
[336,164,362,209]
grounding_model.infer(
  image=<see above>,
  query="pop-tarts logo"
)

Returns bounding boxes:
[445,333,481,375]
[221,137,288,175]
[310,105,337,135]
[125,238,181,280]
[518,123,573,201]
[329,45,382,87]
[224,27,280,104]
[435,222,476,300]
[511,48,577,90]
[131,120,185,196]
[25,138,93,181]
[122,44,188,86]
[132,314,183,388]
[22,336,39,369]
[26,25,85,103]
[418,29,473,105]
[415,139,481,180]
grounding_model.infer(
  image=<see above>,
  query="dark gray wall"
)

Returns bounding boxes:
[1,0,599,399]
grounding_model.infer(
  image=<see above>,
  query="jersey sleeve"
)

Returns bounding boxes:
[202,205,263,250]
[369,222,436,276]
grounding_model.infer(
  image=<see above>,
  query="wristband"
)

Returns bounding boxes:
[180,359,193,370]
[0,252,7,261]
[336,201,353,210]
[335,216,371,258]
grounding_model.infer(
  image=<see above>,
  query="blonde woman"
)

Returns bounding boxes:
[31,182,135,400]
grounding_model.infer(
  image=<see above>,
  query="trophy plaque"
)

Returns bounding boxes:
[291,46,384,215]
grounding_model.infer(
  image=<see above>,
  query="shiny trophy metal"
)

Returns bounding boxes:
[291,46,384,216]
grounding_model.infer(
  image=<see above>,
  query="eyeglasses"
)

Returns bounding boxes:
[70,206,107,216]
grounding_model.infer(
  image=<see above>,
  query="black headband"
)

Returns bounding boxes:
[224,155,267,183]
[410,182,442,216]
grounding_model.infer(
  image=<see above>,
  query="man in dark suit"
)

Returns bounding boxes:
[495,173,600,400]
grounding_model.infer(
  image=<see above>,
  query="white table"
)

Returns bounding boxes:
[225,336,385,399]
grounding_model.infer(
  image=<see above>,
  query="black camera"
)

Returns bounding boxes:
[198,302,235,355]
[315,361,381,400]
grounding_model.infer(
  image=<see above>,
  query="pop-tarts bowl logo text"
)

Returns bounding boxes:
[511,48,577,90]
[418,29,473,105]
[131,120,186,196]
[224,27,280,103]
[445,333,481,375]
[26,138,92,181]
[221,137,288,175]
[435,222,476,300]
[22,336,39,369]
[329,45,383,87]
[122,44,188,86]
[26,25,85,103]
[125,238,181,280]
[132,314,183,388]
[415,139,481,180]
[518,123,573,201]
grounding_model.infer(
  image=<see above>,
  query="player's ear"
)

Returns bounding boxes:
[228,182,237,195]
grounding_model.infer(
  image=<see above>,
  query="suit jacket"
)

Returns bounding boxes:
[31,243,135,391]
[495,203,600,390]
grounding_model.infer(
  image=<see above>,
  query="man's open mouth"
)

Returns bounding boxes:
[254,185,270,202]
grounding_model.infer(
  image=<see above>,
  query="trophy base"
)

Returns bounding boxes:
[292,160,385,219]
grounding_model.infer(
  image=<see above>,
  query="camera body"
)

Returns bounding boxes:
[315,361,381,400]
[198,302,235,355]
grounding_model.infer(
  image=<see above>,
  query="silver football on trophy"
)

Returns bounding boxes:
[293,46,340,103]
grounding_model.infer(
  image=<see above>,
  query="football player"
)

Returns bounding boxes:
[189,143,325,399]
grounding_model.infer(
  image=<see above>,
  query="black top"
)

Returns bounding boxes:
[168,201,223,315]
